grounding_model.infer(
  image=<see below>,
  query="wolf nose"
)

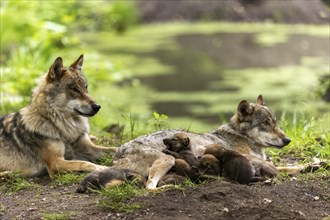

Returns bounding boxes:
[163,138,171,146]
[91,103,101,112]
[282,137,291,145]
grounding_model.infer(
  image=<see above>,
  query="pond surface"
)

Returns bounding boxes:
[81,23,329,132]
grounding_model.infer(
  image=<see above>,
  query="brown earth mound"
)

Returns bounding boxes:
[1,176,329,219]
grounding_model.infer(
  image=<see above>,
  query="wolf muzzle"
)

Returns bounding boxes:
[74,102,101,117]
[163,138,172,149]
[282,137,291,146]
[89,103,101,116]
[91,103,101,113]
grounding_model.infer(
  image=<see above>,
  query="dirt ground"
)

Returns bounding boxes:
[1,175,329,220]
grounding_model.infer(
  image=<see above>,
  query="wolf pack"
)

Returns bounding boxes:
[0,55,315,193]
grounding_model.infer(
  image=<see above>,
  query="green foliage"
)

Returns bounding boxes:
[120,113,138,139]
[0,1,70,61]
[1,0,138,56]
[317,73,330,101]
[70,1,139,32]
[99,156,114,166]
[268,113,330,166]
[0,0,139,115]
[107,1,139,33]
[98,183,143,213]
[149,112,169,131]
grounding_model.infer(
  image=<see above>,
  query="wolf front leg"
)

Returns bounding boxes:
[79,134,118,152]
[73,134,117,162]
[42,141,108,178]
[146,155,175,190]
[47,159,108,178]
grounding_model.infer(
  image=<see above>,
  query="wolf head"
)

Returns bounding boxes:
[37,55,101,117]
[230,95,291,149]
[163,133,191,152]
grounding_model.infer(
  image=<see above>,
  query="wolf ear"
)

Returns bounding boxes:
[256,95,265,105]
[47,57,63,82]
[237,100,253,118]
[70,54,84,71]
[183,137,190,147]
[126,173,136,181]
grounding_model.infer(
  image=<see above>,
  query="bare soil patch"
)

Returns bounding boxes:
[1,175,329,220]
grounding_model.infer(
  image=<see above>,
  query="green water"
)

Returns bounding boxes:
[80,22,329,133]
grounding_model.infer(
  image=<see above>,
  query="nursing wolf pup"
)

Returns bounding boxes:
[0,55,116,178]
[163,133,201,181]
[202,144,256,184]
[112,95,291,189]
[162,134,262,184]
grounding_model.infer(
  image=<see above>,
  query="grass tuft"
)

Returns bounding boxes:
[41,212,76,220]
[98,183,144,213]
[267,113,330,168]
[52,172,86,186]
[0,174,38,193]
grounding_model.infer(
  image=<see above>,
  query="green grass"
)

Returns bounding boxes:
[267,113,330,169]
[97,183,144,213]
[41,212,76,220]
[52,172,86,186]
[0,175,39,193]
[98,156,114,166]
[96,176,212,213]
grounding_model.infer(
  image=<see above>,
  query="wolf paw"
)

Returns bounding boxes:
[0,171,20,180]
[162,149,171,154]
[252,161,279,178]
[0,171,13,179]
[95,165,109,171]
[300,161,330,173]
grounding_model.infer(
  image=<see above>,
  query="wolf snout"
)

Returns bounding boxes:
[91,103,101,113]
[163,138,171,147]
[282,137,291,146]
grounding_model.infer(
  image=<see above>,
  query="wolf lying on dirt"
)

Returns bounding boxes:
[112,95,292,189]
[0,55,116,178]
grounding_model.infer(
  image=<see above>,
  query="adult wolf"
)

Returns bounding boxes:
[112,95,292,189]
[0,55,116,178]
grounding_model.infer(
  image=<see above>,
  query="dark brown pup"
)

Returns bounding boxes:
[202,144,254,184]
[76,167,146,193]
[163,133,201,181]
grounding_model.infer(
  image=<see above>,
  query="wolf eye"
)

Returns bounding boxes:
[263,119,271,126]
[71,87,80,93]
[172,138,179,142]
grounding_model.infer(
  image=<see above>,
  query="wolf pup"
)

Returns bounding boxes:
[202,144,254,184]
[0,55,116,178]
[162,133,201,181]
[76,167,146,193]
[112,95,292,189]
